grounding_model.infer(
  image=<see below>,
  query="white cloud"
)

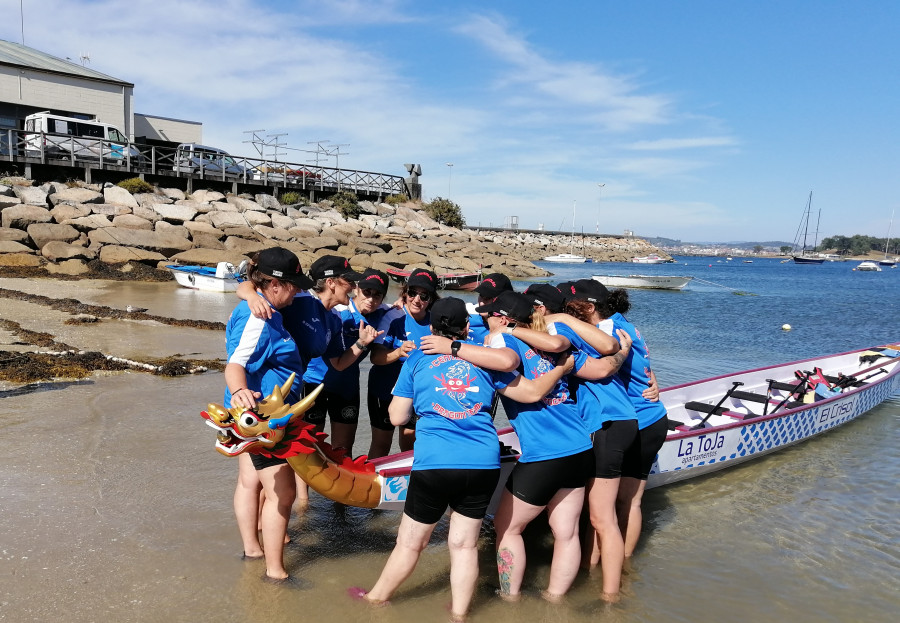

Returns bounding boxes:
[628,136,738,151]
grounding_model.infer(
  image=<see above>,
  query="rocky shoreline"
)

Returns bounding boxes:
[1,176,665,280]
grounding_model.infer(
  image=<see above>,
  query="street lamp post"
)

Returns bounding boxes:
[446,162,454,200]
[596,183,605,234]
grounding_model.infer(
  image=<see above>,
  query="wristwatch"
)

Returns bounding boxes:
[450,340,462,357]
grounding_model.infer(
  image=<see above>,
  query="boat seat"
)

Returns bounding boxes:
[684,401,728,416]
[667,419,684,431]
[768,380,806,393]
[729,390,770,403]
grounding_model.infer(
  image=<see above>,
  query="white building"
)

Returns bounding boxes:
[0,39,200,147]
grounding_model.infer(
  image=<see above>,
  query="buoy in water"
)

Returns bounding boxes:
[782,324,792,331]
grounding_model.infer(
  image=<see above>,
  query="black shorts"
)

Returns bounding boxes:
[367,393,417,432]
[592,419,640,479]
[404,468,501,524]
[303,383,360,425]
[250,453,287,471]
[621,416,669,480]
[505,449,594,507]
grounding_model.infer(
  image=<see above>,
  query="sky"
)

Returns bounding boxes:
[5,0,899,242]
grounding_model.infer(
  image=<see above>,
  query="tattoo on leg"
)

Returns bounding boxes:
[497,547,514,594]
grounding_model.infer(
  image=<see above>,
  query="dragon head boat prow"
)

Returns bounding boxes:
[201,374,323,456]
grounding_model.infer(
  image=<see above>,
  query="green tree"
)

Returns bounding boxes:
[425,197,465,228]
[753,245,763,254]
[330,190,361,219]
[780,245,792,255]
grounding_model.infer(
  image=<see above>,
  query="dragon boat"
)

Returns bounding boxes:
[200,344,900,510]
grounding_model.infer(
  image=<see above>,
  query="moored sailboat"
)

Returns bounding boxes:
[792,191,824,264]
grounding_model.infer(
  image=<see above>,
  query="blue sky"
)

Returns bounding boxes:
[7,0,899,242]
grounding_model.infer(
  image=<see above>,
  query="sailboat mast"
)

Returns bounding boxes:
[885,209,895,257]
[801,191,813,253]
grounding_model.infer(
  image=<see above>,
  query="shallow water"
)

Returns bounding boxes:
[1,258,898,622]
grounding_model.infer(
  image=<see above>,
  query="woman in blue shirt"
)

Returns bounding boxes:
[225,247,312,583]
[352,297,573,621]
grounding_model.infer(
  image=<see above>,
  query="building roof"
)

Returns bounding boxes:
[0,39,134,87]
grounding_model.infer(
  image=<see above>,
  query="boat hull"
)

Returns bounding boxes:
[543,254,587,263]
[631,255,668,264]
[167,265,241,292]
[792,255,825,264]
[357,344,900,510]
[855,262,882,272]
[592,274,693,290]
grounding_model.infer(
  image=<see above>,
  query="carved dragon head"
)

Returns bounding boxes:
[201,374,323,456]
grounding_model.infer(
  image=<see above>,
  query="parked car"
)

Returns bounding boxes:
[23,112,141,163]
[173,143,248,177]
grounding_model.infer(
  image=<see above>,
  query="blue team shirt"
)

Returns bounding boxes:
[393,349,515,470]
[497,333,592,463]
[370,307,432,400]
[550,322,637,432]
[224,301,304,406]
[316,301,391,396]
[603,313,667,430]
[280,292,339,367]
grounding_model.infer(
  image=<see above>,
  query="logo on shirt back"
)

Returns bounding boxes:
[430,359,482,419]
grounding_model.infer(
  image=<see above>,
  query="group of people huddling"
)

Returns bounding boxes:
[223,246,669,620]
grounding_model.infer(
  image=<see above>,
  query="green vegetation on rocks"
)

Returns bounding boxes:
[424,197,465,228]
[117,178,155,194]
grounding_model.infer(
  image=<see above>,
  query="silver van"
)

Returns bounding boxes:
[173,143,248,177]
[24,112,140,163]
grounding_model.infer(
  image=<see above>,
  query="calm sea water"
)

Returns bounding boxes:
[1,258,897,623]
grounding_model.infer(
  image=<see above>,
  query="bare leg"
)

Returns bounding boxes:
[493,490,545,598]
[365,513,437,603]
[294,474,309,508]
[257,463,296,580]
[587,477,624,599]
[399,425,416,452]
[368,427,395,459]
[616,477,647,558]
[447,511,485,619]
[544,487,585,598]
[329,421,358,456]
[234,453,264,558]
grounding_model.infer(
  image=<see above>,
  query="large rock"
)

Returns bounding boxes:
[41,241,97,262]
[160,188,186,201]
[103,185,140,208]
[0,240,33,253]
[11,185,48,206]
[0,195,21,208]
[26,223,80,249]
[223,236,268,255]
[252,225,293,242]
[112,214,154,230]
[255,194,281,211]
[90,204,132,217]
[0,252,42,267]
[51,204,91,223]
[293,217,323,232]
[88,227,193,256]
[243,211,272,227]
[153,203,197,224]
[190,189,225,204]
[0,227,29,242]
[189,232,226,250]
[64,214,114,232]
[133,192,170,207]
[271,213,296,230]
[226,196,265,212]
[49,187,103,206]
[183,221,223,237]
[302,236,341,251]
[2,205,53,229]
[99,246,167,264]
[155,221,190,238]
[208,211,247,229]
[45,259,90,275]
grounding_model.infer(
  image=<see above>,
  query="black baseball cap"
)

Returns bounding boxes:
[357,268,388,295]
[256,247,314,289]
[474,273,513,298]
[524,283,564,313]
[570,278,610,305]
[475,291,533,324]
[430,297,469,334]
[556,281,577,302]
[407,267,438,293]
[309,255,364,282]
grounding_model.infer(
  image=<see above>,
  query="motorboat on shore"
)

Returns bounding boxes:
[631,254,669,264]
[203,343,900,510]
[167,261,245,292]
[592,274,693,291]
[386,267,481,291]
[854,261,882,272]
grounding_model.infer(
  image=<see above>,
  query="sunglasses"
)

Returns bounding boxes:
[360,288,384,299]
[407,289,433,302]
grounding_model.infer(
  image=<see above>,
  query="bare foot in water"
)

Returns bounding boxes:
[540,589,565,604]
[600,591,620,604]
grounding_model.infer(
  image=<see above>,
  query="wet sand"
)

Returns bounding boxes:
[1,276,897,623]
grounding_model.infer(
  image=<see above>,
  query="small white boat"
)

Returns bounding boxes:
[167,261,246,292]
[592,274,693,291]
[854,261,882,272]
[543,253,587,263]
[631,254,668,264]
[203,343,900,510]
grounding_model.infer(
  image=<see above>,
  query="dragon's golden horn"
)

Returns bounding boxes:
[290,383,324,418]
[277,372,296,400]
